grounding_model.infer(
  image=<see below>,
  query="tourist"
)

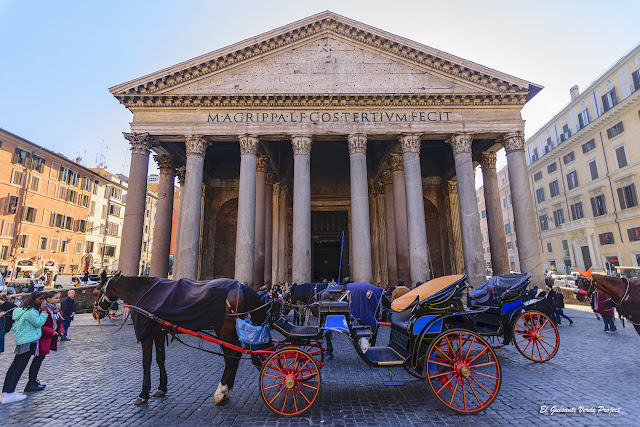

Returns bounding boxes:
[1,292,17,354]
[24,291,65,392]
[391,279,410,302]
[60,290,76,341]
[0,291,48,404]
[595,291,617,332]
[552,287,574,326]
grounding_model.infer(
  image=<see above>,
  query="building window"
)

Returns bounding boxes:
[599,232,614,245]
[602,88,618,112]
[549,180,560,198]
[545,137,553,153]
[12,147,29,167]
[505,222,511,234]
[547,162,557,173]
[536,188,545,203]
[633,69,640,92]
[142,241,148,252]
[591,194,607,217]
[534,171,542,182]
[109,204,122,217]
[29,176,39,192]
[507,241,513,249]
[588,160,599,180]
[74,242,83,254]
[11,170,24,185]
[0,246,9,260]
[76,219,87,233]
[93,180,99,195]
[49,238,58,252]
[102,245,116,257]
[566,170,579,190]
[615,146,628,168]
[531,147,539,163]
[563,151,575,165]
[22,206,37,223]
[7,195,18,214]
[628,227,640,242]
[39,237,48,251]
[578,109,590,129]
[82,177,91,192]
[582,139,596,154]
[0,221,15,237]
[562,240,568,251]
[618,183,639,209]
[560,124,572,142]
[16,234,29,249]
[30,155,45,173]
[607,122,624,139]
[481,210,486,219]
[539,214,549,231]
[570,202,584,220]
[60,240,69,253]
[553,208,565,226]
[86,241,94,253]
[547,242,553,252]
[90,201,96,216]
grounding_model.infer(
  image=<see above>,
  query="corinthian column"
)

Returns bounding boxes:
[277,184,288,284]
[172,167,185,277]
[291,135,312,284]
[176,135,210,280]
[235,134,258,286]
[502,132,544,286]
[481,152,510,275]
[391,154,410,283]
[253,156,268,288]
[150,154,176,278]
[400,133,429,285]
[120,132,152,276]
[447,133,484,286]
[264,172,274,286]
[382,170,397,284]
[348,134,372,283]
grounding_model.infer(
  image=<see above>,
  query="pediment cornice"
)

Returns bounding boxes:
[109,11,541,100]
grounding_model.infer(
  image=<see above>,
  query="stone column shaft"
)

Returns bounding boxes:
[150,155,176,277]
[391,154,410,282]
[120,133,152,276]
[348,134,373,283]
[481,152,510,275]
[253,156,268,288]
[448,133,485,286]
[176,136,210,280]
[291,135,312,284]
[503,132,544,286]
[235,135,258,285]
[277,185,288,284]
[264,173,274,286]
[401,134,430,285]
[172,168,186,277]
[382,170,398,284]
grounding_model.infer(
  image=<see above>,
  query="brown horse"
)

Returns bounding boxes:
[92,271,268,405]
[575,268,640,336]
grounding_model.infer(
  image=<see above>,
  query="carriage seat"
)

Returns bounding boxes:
[319,285,350,314]
[390,306,413,333]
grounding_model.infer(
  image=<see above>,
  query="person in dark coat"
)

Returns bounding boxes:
[0,292,17,354]
[60,290,76,341]
[595,291,617,332]
[552,286,574,326]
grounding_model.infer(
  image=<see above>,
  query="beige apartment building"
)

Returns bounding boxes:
[525,44,640,273]
[477,164,521,274]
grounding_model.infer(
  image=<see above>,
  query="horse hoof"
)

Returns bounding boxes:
[134,397,148,405]
[214,382,230,405]
[327,353,334,361]
[152,389,166,398]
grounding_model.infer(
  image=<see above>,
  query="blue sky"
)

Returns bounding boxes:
[1,0,639,182]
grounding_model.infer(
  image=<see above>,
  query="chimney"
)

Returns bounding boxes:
[75,157,82,164]
[569,85,580,101]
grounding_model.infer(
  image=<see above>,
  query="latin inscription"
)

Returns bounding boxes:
[207,111,452,124]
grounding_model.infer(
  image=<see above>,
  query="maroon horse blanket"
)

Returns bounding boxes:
[621,278,640,322]
[132,278,240,341]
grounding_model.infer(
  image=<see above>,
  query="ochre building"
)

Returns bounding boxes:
[110,11,544,288]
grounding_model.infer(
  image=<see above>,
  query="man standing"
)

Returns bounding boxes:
[60,290,76,341]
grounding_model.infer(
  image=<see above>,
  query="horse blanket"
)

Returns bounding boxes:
[621,278,640,322]
[132,278,240,341]
[347,282,383,331]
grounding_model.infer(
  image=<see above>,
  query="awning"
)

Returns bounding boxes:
[17,265,36,271]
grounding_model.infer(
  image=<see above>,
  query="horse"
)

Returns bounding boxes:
[575,268,640,336]
[92,271,269,405]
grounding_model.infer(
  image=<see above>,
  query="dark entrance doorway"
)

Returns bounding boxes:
[581,246,592,270]
[311,211,348,283]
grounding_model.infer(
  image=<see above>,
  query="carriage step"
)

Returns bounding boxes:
[363,346,405,366]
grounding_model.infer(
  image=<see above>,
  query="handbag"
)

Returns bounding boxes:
[236,317,270,345]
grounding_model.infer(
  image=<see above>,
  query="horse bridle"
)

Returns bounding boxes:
[94,275,117,316]
[579,275,638,324]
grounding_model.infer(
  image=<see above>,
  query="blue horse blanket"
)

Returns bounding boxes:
[347,282,383,331]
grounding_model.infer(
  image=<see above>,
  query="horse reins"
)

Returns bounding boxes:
[585,275,640,326]
[95,275,131,335]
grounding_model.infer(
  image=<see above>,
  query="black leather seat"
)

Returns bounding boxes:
[319,285,350,314]
[390,307,413,333]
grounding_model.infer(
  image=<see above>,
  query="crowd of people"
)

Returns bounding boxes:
[0,289,76,404]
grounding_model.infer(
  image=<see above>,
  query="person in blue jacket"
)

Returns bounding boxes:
[0,291,48,404]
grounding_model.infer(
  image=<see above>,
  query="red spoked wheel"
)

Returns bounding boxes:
[512,311,559,362]
[425,329,501,414]
[281,341,325,368]
[259,348,321,416]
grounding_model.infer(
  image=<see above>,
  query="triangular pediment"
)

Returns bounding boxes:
[110,11,541,105]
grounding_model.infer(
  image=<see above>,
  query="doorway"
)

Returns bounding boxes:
[581,246,592,270]
[311,211,348,283]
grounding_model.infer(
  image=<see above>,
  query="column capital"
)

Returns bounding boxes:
[291,135,313,156]
[399,133,422,154]
[238,134,259,155]
[501,132,525,153]
[266,171,276,186]
[153,154,177,174]
[447,179,458,195]
[381,169,393,185]
[185,135,210,157]
[256,155,269,172]
[123,132,153,155]
[176,167,186,185]
[373,181,384,195]
[390,154,404,172]
[447,133,474,156]
[481,152,497,170]
[347,133,367,155]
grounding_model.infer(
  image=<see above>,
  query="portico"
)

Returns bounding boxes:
[110,11,544,288]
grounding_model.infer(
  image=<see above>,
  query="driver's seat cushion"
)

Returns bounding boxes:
[390,307,413,333]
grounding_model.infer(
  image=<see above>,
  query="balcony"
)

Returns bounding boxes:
[562,218,594,232]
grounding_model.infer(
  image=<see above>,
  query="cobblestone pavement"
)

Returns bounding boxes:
[0,306,638,426]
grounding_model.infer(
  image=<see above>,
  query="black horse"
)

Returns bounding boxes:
[92,271,268,405]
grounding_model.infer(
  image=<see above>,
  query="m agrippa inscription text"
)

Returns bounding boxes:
[207,111,452,124]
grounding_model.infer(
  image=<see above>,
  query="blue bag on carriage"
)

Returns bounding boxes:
[236,317,271,345]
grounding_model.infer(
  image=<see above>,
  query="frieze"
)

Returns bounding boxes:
[208,111,452,124]
[347,133,367,155]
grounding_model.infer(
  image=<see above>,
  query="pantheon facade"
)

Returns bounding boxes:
[110,11,544,288]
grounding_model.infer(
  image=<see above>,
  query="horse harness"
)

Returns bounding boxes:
[586,276,640,326]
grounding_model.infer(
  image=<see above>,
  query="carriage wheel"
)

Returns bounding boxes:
[259,348,321,416]
[425,329,501,414]
[512,311,559,362]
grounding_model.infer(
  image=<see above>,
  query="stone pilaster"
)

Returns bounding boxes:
[291,135,313,284]
[447,133,484,286]
[120,132,152,276]
[481,151,510,275]
[253,156,268,288]
[382,170,398,284]
[400,133,429,285]
[348,133,372,283]
[235,134,259,285]
[150,155,176,278]
[502,131,544,286]
[390,154,410,283]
